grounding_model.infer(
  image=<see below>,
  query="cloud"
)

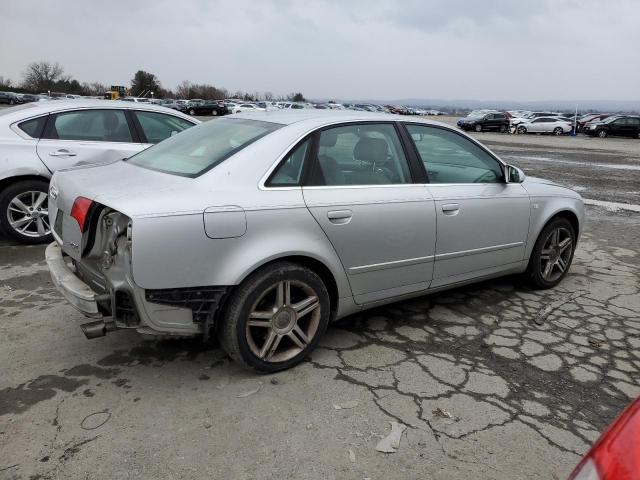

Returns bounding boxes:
[0,0,638,101]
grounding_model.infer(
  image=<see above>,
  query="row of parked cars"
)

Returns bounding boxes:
[457,109,640,138]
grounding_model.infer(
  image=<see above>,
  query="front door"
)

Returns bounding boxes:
[36,109,144,172]
[302,123,437,305]
[404,123,531,287]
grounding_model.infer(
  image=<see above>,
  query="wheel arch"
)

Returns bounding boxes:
[234,254,341,319]
[0,174,51,194]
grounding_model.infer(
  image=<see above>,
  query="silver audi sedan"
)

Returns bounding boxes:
[46,111,584,371]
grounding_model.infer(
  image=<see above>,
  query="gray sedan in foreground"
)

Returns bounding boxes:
[46,111,584,371]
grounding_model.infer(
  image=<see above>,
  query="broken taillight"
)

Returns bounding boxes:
[569,396,640,479]
[70,197,93,232]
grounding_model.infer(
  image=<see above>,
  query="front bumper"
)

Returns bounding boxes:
[46,242,102,317]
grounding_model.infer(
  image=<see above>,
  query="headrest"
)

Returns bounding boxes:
[353,137,387,163]
[319,131,338,147]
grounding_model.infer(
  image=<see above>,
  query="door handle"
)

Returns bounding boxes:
[327,210,352,224]
[49,149,77,157]
[441,203,460,215]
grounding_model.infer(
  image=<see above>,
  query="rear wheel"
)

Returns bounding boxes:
[474,124,482,132]
[219,262,330,372]
[597,129,607,138]
[211,109,218,116]
[499,124,507,133]
[553,127,563,136]
[0,179,52,244]
[526,217,576,289]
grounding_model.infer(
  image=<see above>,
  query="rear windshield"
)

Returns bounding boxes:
[126,118,282,177]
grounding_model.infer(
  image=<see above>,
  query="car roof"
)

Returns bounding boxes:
[231,109,452,129]
[0,99,199,123]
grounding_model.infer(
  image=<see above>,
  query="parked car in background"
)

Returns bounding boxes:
[576,114,612,132]
[0,100,198,243]
[583,115,640,138]
[457,111,509,132]
[18,94,41,103]
[120,97,151,103]
[163,101,188,113]
[186,101,229,116]
[516,117,573,135]
[236,103,266,113]
[46,111,583,372]
[0,92,20,105]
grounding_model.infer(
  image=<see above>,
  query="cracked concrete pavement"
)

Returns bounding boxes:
[0,125,639,479]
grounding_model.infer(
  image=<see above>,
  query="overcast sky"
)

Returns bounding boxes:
[1,0,639,101]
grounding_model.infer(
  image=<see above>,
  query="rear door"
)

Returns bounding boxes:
[37,109,144,172]
[302,122,437,305]
[404,123,530,287]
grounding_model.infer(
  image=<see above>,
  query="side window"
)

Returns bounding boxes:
[268,138,311,186]
[406,124,503,184]
[134,111,194,144]
[17,116,47,138]
[46,110,132,142]
[311,123,411,186]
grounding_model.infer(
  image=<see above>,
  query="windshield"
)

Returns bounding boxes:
[601,116,620,124]
[127,118,282,177]
[467,111,486,118]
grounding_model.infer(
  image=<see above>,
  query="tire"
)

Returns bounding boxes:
[553,127,563,136]
[189,109,196,116]
[211,109,218,116]
[474,124,482,132]
[517,126,527,134]
[219,262,331,372]
[499,124,507,133]
[526,217,576,289]
[0,179,53,244]
[597,129,607,138]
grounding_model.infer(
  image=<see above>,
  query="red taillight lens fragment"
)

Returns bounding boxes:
[70,196,93,232]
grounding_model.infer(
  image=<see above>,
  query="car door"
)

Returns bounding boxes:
[36,109,144,172]
[404,123,531,287]
[302,122,437,305]
[529,118,544,132]
[131,110,196,145]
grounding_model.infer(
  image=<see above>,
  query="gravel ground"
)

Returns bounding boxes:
[0,111,639,480]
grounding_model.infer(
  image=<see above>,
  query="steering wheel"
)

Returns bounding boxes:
[474,171,497,183]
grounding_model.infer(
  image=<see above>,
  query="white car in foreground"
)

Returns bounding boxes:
[0,100,197,243]
[516,117,573,135]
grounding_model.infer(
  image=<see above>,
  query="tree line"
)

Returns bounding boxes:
[0,61,305,101]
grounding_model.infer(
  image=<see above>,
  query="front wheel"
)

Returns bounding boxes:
[517,126,527,134]
[526,217,576,289]
[188,109,196,116]
[474,124,482,132]
[219,262,330,372]
[553,127,563,136]
[597,129,607,138]
[211,109,218,116]
[0,179,53,244]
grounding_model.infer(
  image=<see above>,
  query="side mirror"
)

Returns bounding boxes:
[506,164,525,183]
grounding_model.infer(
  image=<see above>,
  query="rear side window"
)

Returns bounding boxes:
[310,123,411,186]
[17,116,47,138]
[46,109,132,142]
[134,111,194,144]
[268,138,311,186]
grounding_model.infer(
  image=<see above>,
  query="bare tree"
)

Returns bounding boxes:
[81,81,107,96]
[23,61,64,91]
[175,80,192,99]
[264,91,274,101]
[0,76,12,88]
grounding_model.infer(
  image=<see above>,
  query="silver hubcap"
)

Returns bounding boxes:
[7,191,50,238]
[540,227,573,282]
[246,280,321,363]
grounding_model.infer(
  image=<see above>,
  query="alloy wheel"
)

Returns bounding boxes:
[539,227,573,283]
[553,127,563,135]
[598,130,607,138]
[7,191,50,238]
[245,279,321,363]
